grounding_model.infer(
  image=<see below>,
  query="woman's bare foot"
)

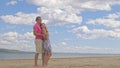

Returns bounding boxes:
[42,64,47,67]
[34,64,39,67]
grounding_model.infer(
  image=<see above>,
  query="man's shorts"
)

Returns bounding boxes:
[35,39,43,53]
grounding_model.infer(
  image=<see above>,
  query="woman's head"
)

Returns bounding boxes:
[41,23,46,28]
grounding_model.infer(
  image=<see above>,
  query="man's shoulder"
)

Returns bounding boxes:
[33,23,38,29]
[34,23,37,25]
[34,23,38,27]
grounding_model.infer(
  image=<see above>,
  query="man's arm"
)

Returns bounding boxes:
[33,29,42,36]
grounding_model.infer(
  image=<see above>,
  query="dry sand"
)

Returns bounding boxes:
[0,56,120,68]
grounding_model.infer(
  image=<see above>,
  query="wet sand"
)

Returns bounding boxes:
[0,56,120,68]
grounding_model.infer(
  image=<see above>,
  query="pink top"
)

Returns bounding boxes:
[33,23,43,40]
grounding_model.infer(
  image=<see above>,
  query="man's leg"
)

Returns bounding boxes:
[35,53,39,66]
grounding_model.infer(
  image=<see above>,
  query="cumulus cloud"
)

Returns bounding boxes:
[2,0,120,25]
[6,0,17,5]
[81,12,120,39]
[6,0,24,6]
[1,32,18,42]
[80,0,120,11]
[1,0,83,25]
[1,0,120,53]
[37,7,82,25]
[0,31,120,53]
[0,32,35,51]
[87,12,120,28]
[107,12,120,19]
[0,12,38,25]
[61,42,68,46]
[20,32,34,40]
[0,8,82,25]
[72,26,120,39]
[27,0,120,11]
[52,44,120,53]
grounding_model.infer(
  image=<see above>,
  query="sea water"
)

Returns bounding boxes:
[0,52,119,60]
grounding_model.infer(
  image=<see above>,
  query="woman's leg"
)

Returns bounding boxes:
[43,52,48,66]
[46,52,52,65]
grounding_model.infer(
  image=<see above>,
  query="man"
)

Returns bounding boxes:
[33,16,44,67]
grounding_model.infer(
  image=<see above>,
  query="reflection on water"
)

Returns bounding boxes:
[0,52,119,60]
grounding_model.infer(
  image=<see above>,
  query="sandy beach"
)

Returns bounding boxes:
[0,56,120,68]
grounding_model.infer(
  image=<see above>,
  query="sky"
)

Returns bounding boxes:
[0,0,120,53]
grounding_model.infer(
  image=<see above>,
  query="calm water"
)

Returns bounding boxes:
[0,52,120,60]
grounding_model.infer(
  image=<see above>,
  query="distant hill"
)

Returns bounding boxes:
[0,48,23,53]
[0,48,34,53]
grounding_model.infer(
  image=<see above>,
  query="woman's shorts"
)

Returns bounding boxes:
[43,39,51,52]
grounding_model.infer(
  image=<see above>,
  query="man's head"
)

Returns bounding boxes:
[36,16,42,24]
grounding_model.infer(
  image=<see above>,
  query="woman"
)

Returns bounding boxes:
[41,23,52,66]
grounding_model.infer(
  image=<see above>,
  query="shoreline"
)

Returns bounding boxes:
[0,55,120,60]
[0,56,120,68]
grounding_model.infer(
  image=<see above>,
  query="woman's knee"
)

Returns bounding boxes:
[48,52,51,57]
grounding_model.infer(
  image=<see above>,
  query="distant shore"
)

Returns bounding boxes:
[0,56,120,68]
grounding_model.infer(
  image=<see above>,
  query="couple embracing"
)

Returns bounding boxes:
[33,16,52,67]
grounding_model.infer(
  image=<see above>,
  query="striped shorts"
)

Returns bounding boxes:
[43,39,51,52]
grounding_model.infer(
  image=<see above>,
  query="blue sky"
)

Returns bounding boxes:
[0,0,120,53]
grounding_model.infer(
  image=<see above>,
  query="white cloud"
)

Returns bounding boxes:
[1,32,18,42]
[83,13,120,39]
[0,40,11,45]
[27,0,64,8]
[0,8,82,25]
[6,0,17,5]
[107,12,120,19]
[61,42,67,46]
[0,12,38,25]
[27,0,120,25]
[72,26,120,39]
[6,0,24,6]
[2,0,84,25]
[1,0,120,53]
[27,0,120,11]
[72,26,90,34]
[87,12,120,28]
[22,32,34,40]
[2,0,120,25]
[0,31,120,53]
[0,32,35,51]
[80,1,111,11]
[80,0,120,11]
[37,7,82,25]
[52,44,120,53]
